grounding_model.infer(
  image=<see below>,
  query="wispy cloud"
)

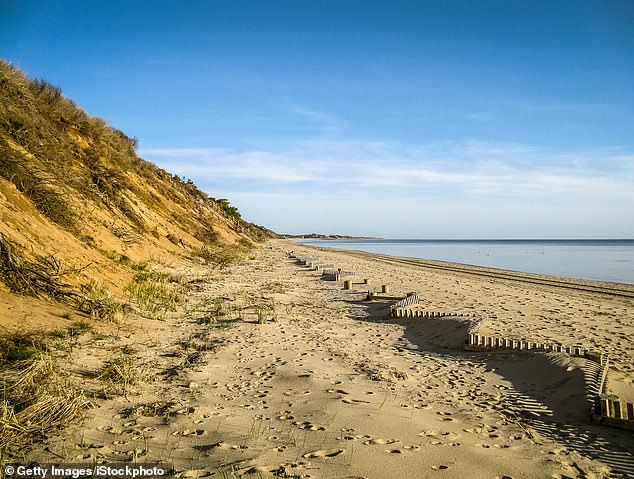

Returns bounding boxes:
[141,148,322,183]
[140,139,634,237]
[290,107,349,132]
[140,140,634,202]
[141,141,634,198]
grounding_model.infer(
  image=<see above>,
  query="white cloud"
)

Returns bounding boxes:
[139,139,634,236]
[140,140,634,199]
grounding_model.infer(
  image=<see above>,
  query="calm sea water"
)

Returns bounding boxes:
[296,239,634,285]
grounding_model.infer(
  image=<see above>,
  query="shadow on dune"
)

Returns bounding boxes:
[345,297,634,477]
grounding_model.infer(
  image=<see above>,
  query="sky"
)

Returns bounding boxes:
[2,0,633,238]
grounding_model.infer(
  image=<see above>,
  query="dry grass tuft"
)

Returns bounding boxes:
[0,343,92,448]
[11,390,91,435]
[125,269,184,319]
[3,353,55,395]
[0,400,18,446]
[77,280,124,321]
[0,235,76,300]
[192,244,249,268]
[0,237,123,323]
[97,355,140,395]
[255,301,277,324]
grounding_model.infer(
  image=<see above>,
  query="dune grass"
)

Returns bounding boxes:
[125,269,185,319]
[0,334,92,448]
[97,354,141,396]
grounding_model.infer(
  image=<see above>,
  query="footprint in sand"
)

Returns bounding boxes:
[97,425,123,434]
[194,442,248,451]
[175,407,197,415]
[404,445,422,451]
[124,448,147,457]
[341,398,370,404]
[418,430,441,437]
[90,445,115,456]
[283,389,310,397]
[239,464,300,475]
[177,470,212,478]
[362,438,398,445]
[292,420,326,431]
[327,388,350,394]
[171,429,206,436]
[302,448,344,459]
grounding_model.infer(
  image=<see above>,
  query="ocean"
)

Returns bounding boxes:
[296,239,634,285]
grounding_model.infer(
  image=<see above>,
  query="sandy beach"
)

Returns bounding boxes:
[7,239,634,478]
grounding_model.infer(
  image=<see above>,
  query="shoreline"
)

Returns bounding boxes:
[297,242,634,291]
[297,238,634,242]
[285,239,634,391]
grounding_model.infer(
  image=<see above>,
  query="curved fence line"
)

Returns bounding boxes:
[287,250,633,430]
[465,327,632,430]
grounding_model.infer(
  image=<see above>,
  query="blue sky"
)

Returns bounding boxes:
[2,0,633,238]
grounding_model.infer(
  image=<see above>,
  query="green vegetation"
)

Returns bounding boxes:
[100,249,134,266]
[52,320,93,341]
[217,198,241,219]
[77,280,123,321]
[125,269,184,319]
[0,331,48,363]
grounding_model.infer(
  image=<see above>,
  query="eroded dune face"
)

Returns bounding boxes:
[0,61,271,327]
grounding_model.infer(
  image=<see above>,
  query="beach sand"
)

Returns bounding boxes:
[9,239,634,478]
